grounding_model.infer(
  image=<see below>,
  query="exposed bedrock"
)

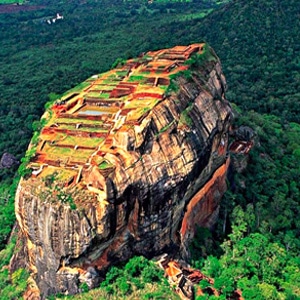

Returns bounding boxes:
[13,46,232,298]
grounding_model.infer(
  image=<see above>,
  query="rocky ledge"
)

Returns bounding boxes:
[13,43,232,298]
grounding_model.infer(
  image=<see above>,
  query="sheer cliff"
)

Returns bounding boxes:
[13,43,232,298]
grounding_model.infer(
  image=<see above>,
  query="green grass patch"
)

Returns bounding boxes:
[128,75,145,82]
[102,79,118,84]
[86,92,103,98]
[98,160,113,170]
[43,144,94,161]
[61,136,104,148]
[99,92,110,99]
[159,85,168,92]
[92,85,115,91]
[49,146,73,156]
[115,71,128,76]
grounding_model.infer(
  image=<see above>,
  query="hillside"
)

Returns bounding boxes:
[195,0,300,122]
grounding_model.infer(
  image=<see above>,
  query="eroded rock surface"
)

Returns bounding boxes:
[13,43,232,298]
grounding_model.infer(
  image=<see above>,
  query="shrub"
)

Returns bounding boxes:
[79,282,89,293]
[111,57,126,69]
[0,267,29,299]
[100,256,167,298]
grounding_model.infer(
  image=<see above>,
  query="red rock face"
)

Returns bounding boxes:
[13,44,232,298]
[180,159,230,242]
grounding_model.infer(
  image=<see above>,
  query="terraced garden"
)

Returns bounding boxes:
[27,43,205,192]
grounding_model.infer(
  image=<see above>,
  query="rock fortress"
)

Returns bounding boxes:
[13,43,232,298]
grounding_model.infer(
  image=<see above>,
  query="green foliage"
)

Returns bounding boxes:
[200,231,300,298]
[0,238,29,300]
[100,256,171,298]
[179,103,193,127]
[39,178,77,209]
[99,160,109,170]
[197,0,300,123]
[12,270,29,297]
[128,75,145,82]
[157,120,175,136]
[79,282,89,293]
[18,147,36,178]
[185,44,217,69]
[18,112,49,178]
[190,227,213,267]
[43,171,58,188]
[111,57,127,69]
[54,186,76,210]
[166,77,180,94]
[166,48,217,96]
[0,178,19,250]
[48,92,61,103]
[56,257,176,299]
[187,72,300,298]
[0,236,16,268]
[44,93,61,113]
[11,268,29,290]
[166,69,193,95]
[191,107,300,298]
[232,112,300,243]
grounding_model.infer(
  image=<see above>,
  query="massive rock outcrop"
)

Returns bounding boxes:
[13,43,232,298]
